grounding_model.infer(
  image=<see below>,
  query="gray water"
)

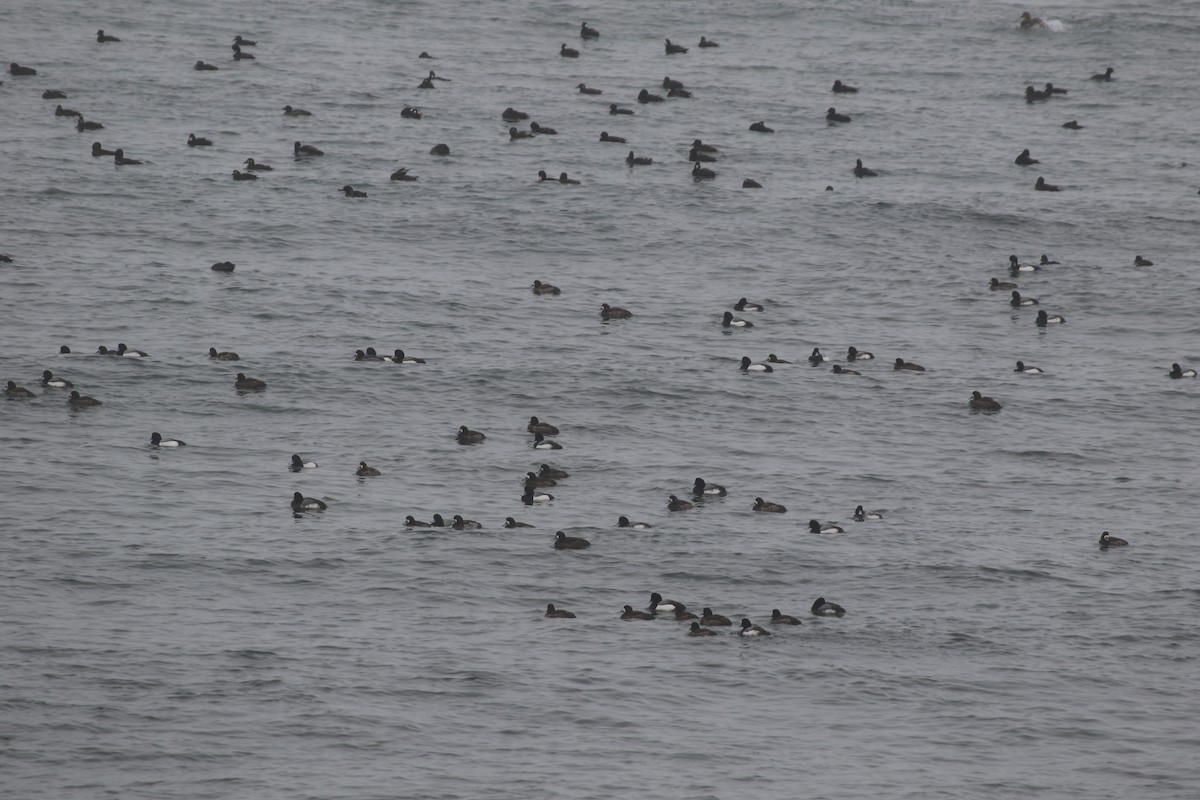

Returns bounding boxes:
[2,0,1199,798]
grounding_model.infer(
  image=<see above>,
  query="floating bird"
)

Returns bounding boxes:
[282,105,312,116]
[811,597,846,617]
[555,531,590,550]
[698,36,719,48]
[577,83,602,94]
[531,280,561,295]
[355,462,381,477]
[738,619,771,637]
[545,604,576,618]
[665,39,688,54]
[291,492,326,512]
[580,22,600,39]
[151,432,186,447]
[968,391,1002,411]
[826,107,851,123]
[853,505,883,521]
[187,133,212,147]
[244,158,272,171]
[560,43,580,58]
[809,519,845,533]
[97,29,121,43]
[754,497,787,513]
[1034,176,1060,192]
[739,356,773,373]
[749,120,774,133]
[832,79,858,93]
[294,141,323,156]
[234,373,266,390]
[600,303,632,319]
[1098,531,1128,548]
[771,610,802,625]
[456,425,485,444]
[667,495,693,512]
[853,158,877,177]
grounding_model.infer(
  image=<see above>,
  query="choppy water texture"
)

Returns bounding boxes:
[2,0,1200,798]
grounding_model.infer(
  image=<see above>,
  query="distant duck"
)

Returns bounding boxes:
[355,462,381,477]
[405,516,431,527]
[626,151,653,166]
[826,107,851,123]
[294,141,324,156]
[894,358,925,371]
[96,29,121,43]
[692,162,716,180]
[532,279,561,295]
[390,167,417,181]
[244,158,272,171]
[282,105,312,116]
[608,103,634,115]
[96,345,121,356]
[648,592,681,613]
[698,36,719,48]
[600,303,632,319]
[599,131,626,143]
[234,373,266,390]
[691,139,719,153]
[451,515,481,530]
[667,495,693,512]
[68,390,101,406]
[116,343,148,357]
[187,133,212,147]
[808,348,827,365]
[853,158,877,177]
[811,597,846,617]
[1015,148,1038,165]
[418,51,434,59]
[505,517,535,528]
[673,606,699,621]
[1098,531,1128,548]
[1025,85,1050,102]
[210,262,235,274]
[771,610,802,625]
[1011,290,1039,306]
[969,391,1002,411]
[693,478,727,497]
[853,505,883,521]
[1133,255,1154,267]
[701,608,732,626]
[43,89,68,98]
[232,44,254,60]
[668,86,692,98]
[847,346,874,361]
[151,432,186,447]
[523,486,554,504]
[401,106,422,119]
[232,170,257,181]
[1062,120,1083,129]
[1034,176,1060,192]
[426,70,449,81]
[59,345,72,354]
[539,464,568,479]
[621,605,654,620]
[545,604,576,618]
[577,83,602,94]
[1008,255,1040,273]
[832,80,858,93]
[1090,67,1114,82]
[9,63,37,76]
[530,122,557,135]
[1044,82,1068,95]
[509,126,534,140]
[456,425,485,444]
[418,77,435,88]
[555,531,590,550]
[55,104,81,117]
[749,120,774,133]
[1169,363,1197,378]
[617,516,652,529]
[91,142,116,157]
[734,298,763,311]
[194,61,218,70]
[380,349,422,365]
[664,38,688,54]
[580,21,600,39]
[558,172,580,185]
[527,416,559,435]
[1040,255,1059,265]
[502,107,529,121]
[429,143,450,156]
[233,35,257,46]
[662,77,685,91]
[430,514,447,527]
[739,619,771,637]
[739,356,773,373]
[742,178,763,188]
[722,311,753,328]
[809,519,844,534]
[1014,361,1043,374]
[41,370,73,389]
[290,455,318,470]
[990,277,1018,290]
[1035,310,1066,326]
[5,381,35,399]
[638,89,664,103]
[560,43,580,58]
[831,365,860,375]
[533,432,562,450]
[1019,11,1046,29]
[342,185,367,197]
[291,492,326,512]
[754,497,787,513]
[77,118,104,131]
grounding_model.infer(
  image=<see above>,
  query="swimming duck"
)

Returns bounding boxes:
[532,280,561,295]
[692,162,716,180]
[1035,310,1065,326]
[555,531,590,550]
[523,486,554,504]
[1014,361,1043,374]
[429,143,450,156]
[580,22,600,39]
[456,425,485,444]
[599,131,626,143]
[505,517,535,528]
[55,105,81,118]
[698,36,719,48]
[151,432,186,447]
[809,519,845,533]
[232,44,254,60]
[1044,82,1068,95]
[808,348,827,365]
[539,464,568,479]
[282,105,312,117]
[560,43,580,58]
[1169,363,1197,378]
[749,121,774,133]
[502,107,529,121]
[577,83,602,94]
[693,478,727,497]
[1090,67,1114,82]
[401,106,422,119]
[608,103,634,115]
[771,610,802,625]
[847,346,874,361]
[1098,531,1127,548]
[968,391,1002,411]
[187,133,212,147]
[1133,255,1153,267]
[1011,290,1039,306]
[689,147,717,163]
[527,416,559,435]
[390,167,418,181]
[418,51,434,59]
[59,345,72,354]
[417,77,435,88]
[533,432,562,450]
[668,87,693,98]
[626,151,653,166]
[617,516,652,529]
[811,597,845,617]
[1015,148,1038,165]
[290,455,318,470]
[739,619,771,637]
[194,61,218,70]
[832,80,858,93]
[353,349,380,362]
[739,356,773,373]
[673,606,699,621]
[96,345,121,356]
[342,185,367,197]
[664,39,688,54]
[1008,255,1040,273]
[831,365,860,375]
[43,89,68,98]
[1062,120,1083,130]
[545,604,576,618]
[722,311,753,328]
[77,118,104,131]
[97,29,120,42]
[451,515,481,530]
[754,497,787,513]
[894,358,925,371]
[742,178,763,188]
[667,495,693,512]
[558,172,580,185]
[692,139,719,153]
[530,122,557,135]
[1034,176,1060,192]
[1019,11,1046,29]
[826,107,851,123]
[1025,85,1050,102]
[509,126,534,140]
[990,277,1018,290]
[405,516,431,527]
[9,64,37,76]
[1040,255,1059,265]
[41,370,73,389]
[600,303,632,319]
[291,492,326,512]
[355,462,381,477]
[621,605,654,619]
[294,141,324,156]
[243,158,272,171]
[853,505,883,521]
[638,89,664,103]
[116,343,148,357]
[232,170,257,181]
[68,390,101,406]
[649,592,682,613]
[662,77,685,91]
[5,381,35,399]
[701,608,731,626]
[235,373,266,390]
[853,158,877,177]
[233,35,256,46]
[735,298,764,311]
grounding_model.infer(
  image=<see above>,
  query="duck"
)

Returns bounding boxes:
[41,370,73,389]
[505,517,535,528]
[282,105,312,117]
[600,303,632,319]
[383,349,424,365]
[580,22,600,39]
[558,172,580,185]
[691,139,719,153]
[294,141,324,156]
[1090,67,1114,82]
[187,133,212,147]
[426,70,449,82]
[1040,255,1059,265]
[809,519,845,533]
[9,64,37,76]
[290,455,318,470]
[116,343,148,357]
[77,118,104,131]
[668,87,693,98]
[700,608,732,626]
[853,158,877,177]
[739,356,773,373]
[455,425,485,444]
[673,607,699,621]
[667,495,693,512]
[739,619,771,637]
[194,61,218,70]
[526,473,556,490]
[689,147,717,163]
[698,36,719,48]
[808,348,827,365]
[693,478,727,497]
[648,592,682,613]
[545,604,576,618]
[811,597,846,617]
[771,610,802,625]
[390,167,418,181]
[5,381,35,399]
[68,390,101,406]
[429,144,450,156]
[150,432,186,447]
[232,44,254,60]
[342,185,367,198]
[638,89,664,104]
[832,80,858,93]
[533,432,562,450]
[1015,148,1038,165]
[555,531,591,550]
[96,29,121,43]
[741,178,763,189]
[527,416,559,435]
[894,358,925,371]
[662,77,685,91]
[826,107,851,123]
[560,43,580,58]
[55,105,81,118]
[96,345,122,356]
[722,311,753,328]
[1008,255,1040,273]
[405,516,431,528]
[523,487,554,504]
[616,517,652,530]
[599,131,626,143]
[1133,255,1154,267]
[400,106,422,119]
[1098,531,1128,548]
[530,122,557,135]
[1035,310,1066,326]
[608,103,634,115]
[754,497,787,513]
[233,35,257,46]
[1011,290,1039,306]
[577,83,602,95]
[354,349,382,362]
[531,280,561,295]
[664,39,688,54]
[430,514,447,527]
[749,121,774,133]
[1169,363,1197,378]
[626,151,653,166]
[291,492,326,512]
[539,464,568,479]
[417,77,435,88]
[235,373,266,390]
[355,462,381,477]
[502,107,529,121]
[451,515,482,530]
[853,505,883,521]
[1044,82,1068,95]
[418,51,434,59]
[43,89,68,99]
[1024,85,1050,102]
[735,298,764,312]
[1034,176,1061,192]
[969,391,1002,411]
[243,158,272,171]
[509,126,535,140]
[232,170,257,181]
[1019,11,1046,29]
[990,277,1018,291]
[692,162,716,180]
[1062,120,1084,130]
[621,605,654,620]
[1014,361,1043,374]
[831,365,860,375]
[847,346,874,361]
[59,345,72,354]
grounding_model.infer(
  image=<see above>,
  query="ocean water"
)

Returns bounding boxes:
[2,0,1199,798]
